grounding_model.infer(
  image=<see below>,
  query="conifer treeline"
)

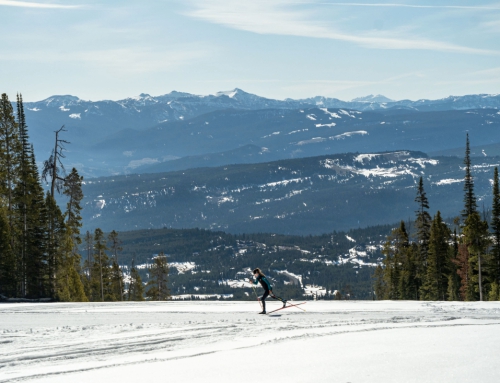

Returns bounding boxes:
[0,93,169,302]
[374,134,500,301]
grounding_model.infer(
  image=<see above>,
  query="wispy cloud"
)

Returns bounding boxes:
[299,2,500,11]
[186,0,498,55]
[0,0,80,9]
[281,72,424,96]
[0,47,208,75]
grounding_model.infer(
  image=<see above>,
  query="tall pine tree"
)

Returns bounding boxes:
[91,228,113,301]
[108,230,124,301]
[462,133,477,220]
[0,93,21,247]
[462,212,489,301]
[380,221,409,300]
[0,205,16,297]
[127,259,144,301]
[420,211,451,301]
[489,167,500,299]
[146,252,170,301]
[414,176,431,295]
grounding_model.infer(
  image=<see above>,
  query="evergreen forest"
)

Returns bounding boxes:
[374,134,500,301]
[1,92,499,302]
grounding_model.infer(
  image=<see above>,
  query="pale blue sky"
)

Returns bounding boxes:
[1,0,499,101]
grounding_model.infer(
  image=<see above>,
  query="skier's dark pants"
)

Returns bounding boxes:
[260,290,284,311]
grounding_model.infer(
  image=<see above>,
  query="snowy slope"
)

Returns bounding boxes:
[1,301,500,383]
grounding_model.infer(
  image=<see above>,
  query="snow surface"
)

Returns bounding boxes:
[1,302,500,383]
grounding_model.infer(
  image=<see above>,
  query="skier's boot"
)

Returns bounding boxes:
[259,310,266,314]
[282,300,287,308]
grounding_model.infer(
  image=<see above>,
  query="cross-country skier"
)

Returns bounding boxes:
[249,268,286,314]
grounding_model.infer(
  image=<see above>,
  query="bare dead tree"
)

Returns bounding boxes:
[42,125,69,196]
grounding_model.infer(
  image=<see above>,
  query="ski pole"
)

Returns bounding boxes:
[251,284,263,310]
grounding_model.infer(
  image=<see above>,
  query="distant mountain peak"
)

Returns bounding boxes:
[129,93,153,101]
[215,88,242,98]
[42,95,81,106]
[351,94,394,103]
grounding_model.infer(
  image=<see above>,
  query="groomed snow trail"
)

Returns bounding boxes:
[1,301,500,383]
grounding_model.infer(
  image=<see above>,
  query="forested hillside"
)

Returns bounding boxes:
[103,224,393,300]
[80,150,499,235]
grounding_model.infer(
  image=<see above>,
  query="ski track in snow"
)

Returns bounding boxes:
[1,301,500,382]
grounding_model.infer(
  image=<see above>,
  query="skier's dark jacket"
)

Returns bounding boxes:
[253,275,272,291]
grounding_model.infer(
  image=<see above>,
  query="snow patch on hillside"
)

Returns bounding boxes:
[319,108,341,118]
[169,262,196,274]
[434,178,463,186]
[333,131,368,139]
[405,158,439,168]
[315,123,336,128]
[275,270,303,287]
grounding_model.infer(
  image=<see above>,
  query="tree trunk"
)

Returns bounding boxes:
[478,253,483,301]
[99,250,104,302]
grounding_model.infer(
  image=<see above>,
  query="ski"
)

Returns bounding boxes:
[266,302,307,315]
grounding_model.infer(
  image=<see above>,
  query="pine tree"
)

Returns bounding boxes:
[462,212,490,301]
[63,168,83,249]
[55,227,88,302]
[447,274,460,301]
[91,228,113,301]
[462,133,477,220]
[488,281,499,301]
[490,167,500,292]
[399,243,419,300]
[82,230,93,298]
[455,244,471,301]
[447,229,460,301]
[62,167,87,299]
[14,94,29,297]
[381,221,409,300]
[0,205,16,297]
[45,193,65,299]
[0,93,21,247]
[373,265,386,300]
[420,211,451,301]
[415,177,431,256]
[16,149,48,299]
[127,259,145,301]
[146,252,170,301]
[108,230,124,301]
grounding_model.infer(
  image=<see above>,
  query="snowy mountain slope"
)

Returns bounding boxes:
[79,150,498,235]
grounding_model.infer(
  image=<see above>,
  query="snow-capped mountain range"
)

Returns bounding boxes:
[26,89,500,127]
[18,89,500,178]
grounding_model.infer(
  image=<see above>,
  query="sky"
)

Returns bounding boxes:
[1,0,499,102]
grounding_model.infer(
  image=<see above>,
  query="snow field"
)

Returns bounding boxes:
[1,301,500,383]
